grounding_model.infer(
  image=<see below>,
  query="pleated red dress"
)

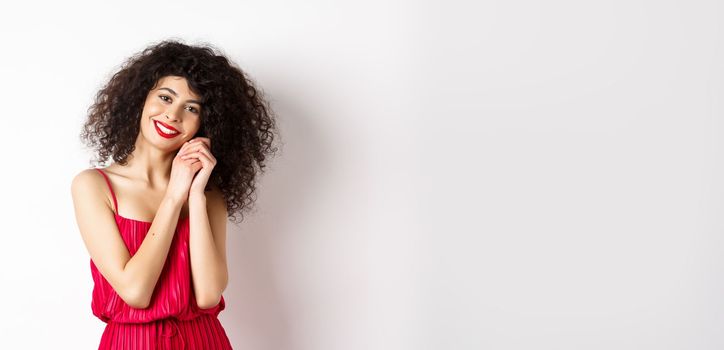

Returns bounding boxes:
[90,168,233,349]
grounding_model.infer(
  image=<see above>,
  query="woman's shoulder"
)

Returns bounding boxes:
[71,167,119,218]
[204,181,228,216]
[70,168,107,195]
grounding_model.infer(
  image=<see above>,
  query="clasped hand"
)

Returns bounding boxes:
[167,137,217,200]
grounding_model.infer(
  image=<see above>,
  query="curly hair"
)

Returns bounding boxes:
[80,38,280,223]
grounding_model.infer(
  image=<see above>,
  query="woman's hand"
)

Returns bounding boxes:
[166,139,205,201]
[179,137,217,197]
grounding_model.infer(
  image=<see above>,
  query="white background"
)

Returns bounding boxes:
[1,0,723,349]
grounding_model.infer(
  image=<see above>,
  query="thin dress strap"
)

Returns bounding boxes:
[95,168,118,215]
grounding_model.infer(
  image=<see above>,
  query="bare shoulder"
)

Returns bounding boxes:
[71,168,103,194]
[70,168,112,211]
[205,182,228,215]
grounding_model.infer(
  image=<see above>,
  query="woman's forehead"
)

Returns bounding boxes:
[153,75,201,100]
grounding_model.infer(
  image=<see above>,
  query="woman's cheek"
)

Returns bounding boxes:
[146,101,164,116]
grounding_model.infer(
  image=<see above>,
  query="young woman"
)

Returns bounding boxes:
[71,39,279,349]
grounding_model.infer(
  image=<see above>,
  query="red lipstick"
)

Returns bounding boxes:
[153,119,180,139]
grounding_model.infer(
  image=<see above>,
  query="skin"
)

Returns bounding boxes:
[71,75,228,309]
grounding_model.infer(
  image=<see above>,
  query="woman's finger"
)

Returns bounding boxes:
[181,150,216,166]
[181,150,211,162]
[178,141,193,156]
[180,144,214,160]
[181,151,213,168]
[181,153,200,164]
[179,142,207,155]
[188,157,209,170]
[183,159,200,169]
[192,137,211,150]
[192,147,215,163]
[192,161,204,172]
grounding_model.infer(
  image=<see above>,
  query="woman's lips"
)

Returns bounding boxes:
[153,119,181,139]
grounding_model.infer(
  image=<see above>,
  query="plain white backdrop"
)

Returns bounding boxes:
[1,0,724,349]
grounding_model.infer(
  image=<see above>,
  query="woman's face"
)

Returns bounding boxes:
[139,75,203,151]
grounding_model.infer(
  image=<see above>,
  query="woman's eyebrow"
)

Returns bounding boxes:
[157,87,202,105]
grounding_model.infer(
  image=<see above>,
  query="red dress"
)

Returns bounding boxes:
[91,168,232,349]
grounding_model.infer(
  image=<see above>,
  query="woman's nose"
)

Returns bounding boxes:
[164,113,179,122]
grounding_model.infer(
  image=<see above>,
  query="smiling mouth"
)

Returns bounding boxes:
[153,119,180,138]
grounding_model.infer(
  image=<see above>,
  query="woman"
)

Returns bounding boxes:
[71,39,279,349]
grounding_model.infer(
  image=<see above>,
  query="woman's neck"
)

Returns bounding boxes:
[121,136,177,189]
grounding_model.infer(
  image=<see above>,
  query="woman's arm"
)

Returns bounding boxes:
[188,184,229,309]
[71,169,184,308]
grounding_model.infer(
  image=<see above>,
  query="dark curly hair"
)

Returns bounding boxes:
[80,38,280,223]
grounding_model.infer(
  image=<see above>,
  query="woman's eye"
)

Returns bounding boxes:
[187,106,199,114]
[159,95,171,102]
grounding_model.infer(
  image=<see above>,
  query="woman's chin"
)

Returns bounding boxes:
[142,132,183,152]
